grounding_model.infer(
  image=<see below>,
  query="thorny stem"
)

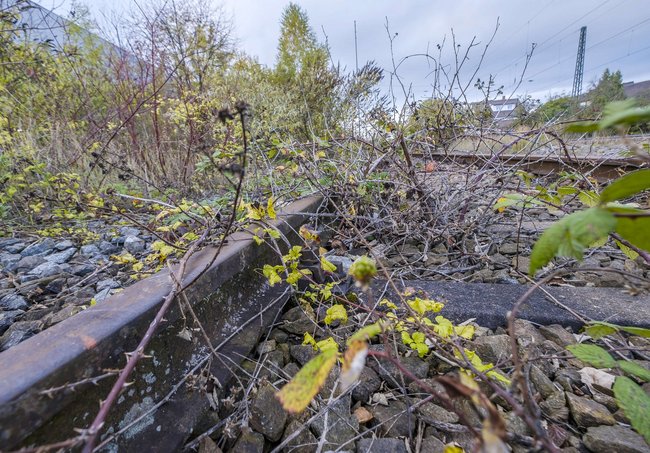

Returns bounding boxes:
[81,106,249,453]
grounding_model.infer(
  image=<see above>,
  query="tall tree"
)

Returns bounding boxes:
[587,68,625,114]
[274,3,339,138]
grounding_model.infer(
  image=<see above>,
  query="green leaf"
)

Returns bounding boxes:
[564,121,601,133]
[615,239,639,260]
[348,320,388,343]
[599,102,650,130]
[566,344,616,368]
[600,169,650,203]
[529,208,617,275]
[615,216,650,252]
[613,376,650,444]
[276,348,338,413]
[585,321,650,338]
[583,324,617,339]
[617,360,650,382]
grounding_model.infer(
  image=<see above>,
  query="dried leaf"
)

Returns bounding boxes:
[276,348,338,413]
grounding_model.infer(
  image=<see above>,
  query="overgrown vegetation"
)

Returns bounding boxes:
[1,1,649,452]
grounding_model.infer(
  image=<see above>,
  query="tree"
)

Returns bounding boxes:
[587,68,625,114]
[274,3,340,138]
[525,95,576,125]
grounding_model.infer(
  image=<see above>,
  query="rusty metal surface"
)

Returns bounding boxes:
[422,153,646,181]
[0,195,323,450]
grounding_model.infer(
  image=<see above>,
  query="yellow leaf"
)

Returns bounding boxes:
[263,264,282,286]
[443,445,465,453]
[433,316,454,338]
[132,262,144,272]
[324,304,348,325]
[252,235,264,245]
[340,340,368,391]
[267,196,277,219]
[299,225,320,242]
[303,332,317,348]
[407,298,445,315]
[320,256,337,273]
[276,349,338,413]
[315,337,339,354]
[265,228,281,239]
[454,324,476,339]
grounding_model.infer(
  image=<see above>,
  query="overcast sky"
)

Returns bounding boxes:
[51,0,650,103]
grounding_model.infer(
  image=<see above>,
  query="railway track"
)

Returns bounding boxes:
[421,152,647,181]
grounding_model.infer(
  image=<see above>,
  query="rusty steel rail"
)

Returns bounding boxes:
[0,195,323,451]
[420,152,646,181]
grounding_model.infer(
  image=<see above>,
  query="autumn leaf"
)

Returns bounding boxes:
[276,348,338,413]
[340,340,368,391]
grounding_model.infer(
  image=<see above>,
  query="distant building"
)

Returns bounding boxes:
[488,96,520,128]
[623,80,650,101]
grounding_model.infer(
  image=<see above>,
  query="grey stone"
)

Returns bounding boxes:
[356,438,408,453]
[249,385,287,442]
[370,400,415,438]
[21,238,55,257]
[530,365,558,399]
[371,352,429,388]
[119,226,141,237]
[93,288,113,303]
[472,334,511,364]
[470,268,494,283]
[70,263,96,277]
[416,402,459,424]
[499,242,519,254]
[80,244,101,257]
[566,392,615,427]
[0,320,41,351]
[490,253,510,268]
[44,247,76,264]
[269,328,289,343]
[555,369,582,392]
[281,419,317,453]
[289,345,317,366]
[420,437,446,453]
[45,277,66,294]
[0,310,23,335]
[97,278,120,293]
[124,236,145,254]
[13,255,46,273]
[98,240,119,255]
[54,240,74,251]
[583,425,650,453]
[512,256,531,273]
[281,362,300,379]
[540,391,569,421]
[539,324,577,348]
[0,252,21,269]
[504,412,532,437]
[514,319,546,348]
[46,305,83,327]
[0,294,28,311]
[327,255,354,274]
[4,242,26,254]
[351,367,381,403]
[310,395,358,450]
[256,339,277,356]
[281,306,320,335]
[233,429,264,453]
[24,262,63,280]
